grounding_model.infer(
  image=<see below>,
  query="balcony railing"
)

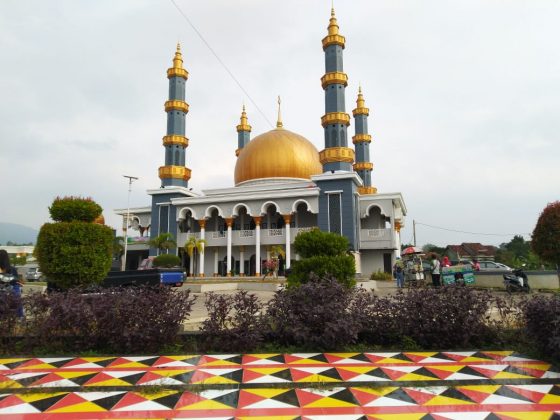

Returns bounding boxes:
[360,228,394,249]
[211,231,227,239]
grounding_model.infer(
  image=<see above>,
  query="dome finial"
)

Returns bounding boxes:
[328,2,339,35]
[276,96,283,128]
[173,43,184,69]
[356,86,365,108]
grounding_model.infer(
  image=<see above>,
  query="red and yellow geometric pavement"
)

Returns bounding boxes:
[1,351,560,418]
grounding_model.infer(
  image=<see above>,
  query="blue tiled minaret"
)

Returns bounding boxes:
[319,8,355,172]
[236,105,251,157]
[313,8,362,252]
[353,87,377,194]
[159,43,191,188]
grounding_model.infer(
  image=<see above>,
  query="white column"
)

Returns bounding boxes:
[226,218,233,276]
[395,223,402,258]
[255,217,261,276]
[199,220,206,277]
[239,247,245,276]
[189,253,194,277]
[284,215,291,270]
[213,249,219,276]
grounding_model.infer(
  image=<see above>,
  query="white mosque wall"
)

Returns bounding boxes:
[360,250,387,277]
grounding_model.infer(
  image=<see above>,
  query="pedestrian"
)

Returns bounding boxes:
[472,259,481,271]
[393,257,405,289]
[431,255,441,287]
[442,256,451,267]
[0,249,24,318]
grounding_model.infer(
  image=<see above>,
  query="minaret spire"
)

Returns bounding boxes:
[236,103,251,157]
[159,44,191,187]
[276,96,283,128]
[352,87,376,194]
[319,6,354,172]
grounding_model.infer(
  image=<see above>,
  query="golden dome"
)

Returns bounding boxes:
[234,127,323,186]
[93,214,105,225]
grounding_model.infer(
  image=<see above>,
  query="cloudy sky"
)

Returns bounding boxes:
[1,0,558,247]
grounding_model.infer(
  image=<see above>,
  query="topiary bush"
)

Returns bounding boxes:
[49,196,102,223]
[153,254,181,268]
[522,294,560,361]
[23,286,196,353]
[288,229,355,288]
[201,290,265,352]
[265,275,363,350]
[370,269,393,280]
[35,196,113,289]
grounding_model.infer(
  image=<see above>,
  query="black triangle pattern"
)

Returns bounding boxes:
[432,352,458,362]
[118,372,147,386]
[266,354,285,364]
[45,359,74,368]
[440,387,477,403]
[211,389,239,408]
[549,385,560,396]
[348,353,371,363]
[328,387,359,405]
[472,351,495,361]
[410,367,440,379]
[383,388,418,405]
[503,365,533,377]
[420,415,437,420]
[483,413,502,420]
[3,360,30,370]
[219,368,243,383]
[314,367,343,381]
[152,391,182,409]
[178,355,201,366]
[136,357,160,367]
[495,385,534,403]
[13,373,50,387]
[169,370,195,384]
[271,389,299,407]
[89,392,127,411]
[29,393,67,412]
[390,353,414,362]
[457,366,488,378]
[93,358,118,368]
[67,373,98,386]
[307,354,329,363]
[270,368,293,381]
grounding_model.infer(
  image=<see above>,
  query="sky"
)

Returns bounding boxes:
[1,0,559,248]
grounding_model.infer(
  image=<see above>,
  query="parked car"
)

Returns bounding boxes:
[479,261,512,272]
[25,267,43,281]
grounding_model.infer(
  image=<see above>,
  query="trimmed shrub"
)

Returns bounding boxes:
[293,229,349,258]
[153,254,181,268]
[522,294,560,361]
[35,222,113,289]
[49,196,102,223]
[265,275,362,350]
[24,286,196,352]
[289,255,356,288]
[201,290,265,352]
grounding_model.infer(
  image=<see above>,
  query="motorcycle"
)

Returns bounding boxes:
[503,265,530,293]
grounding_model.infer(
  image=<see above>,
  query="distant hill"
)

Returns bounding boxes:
[0,223,39,245]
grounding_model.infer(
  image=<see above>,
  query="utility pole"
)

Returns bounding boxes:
[121,175,139,271]
[413,219,417,247]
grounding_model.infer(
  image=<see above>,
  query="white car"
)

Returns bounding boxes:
[478,261,512,272]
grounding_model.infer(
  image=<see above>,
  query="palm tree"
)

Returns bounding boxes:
[184,235,207,277]
[149,232,177,255]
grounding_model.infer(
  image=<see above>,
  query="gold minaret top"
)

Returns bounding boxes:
[353,86,369,116]
[328,8,339,36]
[322,7,346,49]
[236,104,252,132]
[167,43,189,79]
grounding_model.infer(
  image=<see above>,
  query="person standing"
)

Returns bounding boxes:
[394,257,405,289]
[0,249,24,318]
[442,256,451,267]
[431,255,441,287]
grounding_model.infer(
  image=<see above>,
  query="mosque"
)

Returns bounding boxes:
[115,8,407,278]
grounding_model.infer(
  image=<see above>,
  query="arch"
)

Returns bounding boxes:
[291,199,316,214]
[260,201,280,215]
[205,205,224,218]
[232,203,253,217]
[363,203,387,219]
[177,207,197,221]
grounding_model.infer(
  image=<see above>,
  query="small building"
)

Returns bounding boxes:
[444,243,498,262]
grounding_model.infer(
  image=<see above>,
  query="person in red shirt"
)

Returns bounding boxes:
[442,256,451,267]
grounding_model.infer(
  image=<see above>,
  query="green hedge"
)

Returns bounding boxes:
[288,255,356,288]
[49,196,102,223]
[35,222,113,289]
[153,254,181,268]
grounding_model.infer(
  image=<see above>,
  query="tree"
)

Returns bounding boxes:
[149,233,177,255]
[35,196,113,289]
[288,229,355,288]
[532,201,560,267]
[422,243,445,256]
[184,235,206,276]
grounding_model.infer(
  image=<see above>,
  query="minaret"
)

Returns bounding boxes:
[353,87,377,194]
[235,105,251,157]
[158,43,191,188]
[319,8,354,172]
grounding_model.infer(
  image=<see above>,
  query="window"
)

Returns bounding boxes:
[328,193,342,234]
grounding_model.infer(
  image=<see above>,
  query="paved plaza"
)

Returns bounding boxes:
[1,351,560,418]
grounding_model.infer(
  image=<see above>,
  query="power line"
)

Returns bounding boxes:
[415,221,531,237]
[169,0,274,128]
